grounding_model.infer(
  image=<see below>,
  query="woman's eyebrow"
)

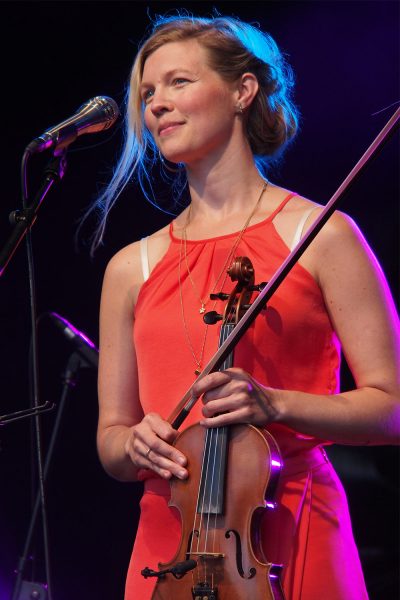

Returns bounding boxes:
[140,68,197,90]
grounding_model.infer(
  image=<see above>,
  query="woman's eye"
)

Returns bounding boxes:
[142,89,154,102]
[173,78,189,85]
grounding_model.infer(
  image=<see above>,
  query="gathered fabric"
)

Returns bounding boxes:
[126,193,368,599]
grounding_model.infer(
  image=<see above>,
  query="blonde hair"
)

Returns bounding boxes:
[87,13,299,251]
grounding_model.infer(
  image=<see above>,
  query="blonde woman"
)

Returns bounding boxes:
[93,14,399,600]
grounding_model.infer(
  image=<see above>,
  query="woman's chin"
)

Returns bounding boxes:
[160,151,189,168]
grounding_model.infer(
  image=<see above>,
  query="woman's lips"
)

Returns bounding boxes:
[159,122,184,136]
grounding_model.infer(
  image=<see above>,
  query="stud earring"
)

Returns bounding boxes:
[237,103,244,114]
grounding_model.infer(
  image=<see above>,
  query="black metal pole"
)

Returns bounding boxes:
[11,352,91,600]
[0,152,66,277]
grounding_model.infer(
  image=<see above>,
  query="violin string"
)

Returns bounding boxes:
[201,427,221,582]
[202,425,219,585]
[190,427,210,582]
[204,426,219,561]
[203,344,227,565]
[211,314,235,558]
[209,426,219,558]
[191,266,246,583]
[190,365,227,580]
[210,426,218,592]
[196,424,217,585]
[204,315,236,579]
[212,325,231,557]
[195,331,231,567]
[195,398,219,580]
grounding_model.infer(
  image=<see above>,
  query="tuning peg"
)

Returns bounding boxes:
[203,311,223,325]
[248,281,268,292]
[209,292,230,300]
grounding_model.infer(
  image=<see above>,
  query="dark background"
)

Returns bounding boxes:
[0,1,398,599]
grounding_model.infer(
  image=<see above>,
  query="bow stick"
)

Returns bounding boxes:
[169,106,400,430]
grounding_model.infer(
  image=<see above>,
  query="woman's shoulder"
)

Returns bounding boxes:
[106,223,170,273]
[101,242,143,311]
[307,208,371,271]
[270,185,366,279]
[102,221,174,305]
[273,184,360,240]
[295,204,372,287]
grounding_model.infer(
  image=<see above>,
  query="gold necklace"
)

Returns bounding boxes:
[182,180,268,314]
[178,180,268,374]
[178,242,211,375]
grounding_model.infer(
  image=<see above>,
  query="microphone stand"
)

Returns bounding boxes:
[1,146,69,600]
[0,150,66,279]
[11,351,93,600]
[0,151,66,424]
[1,103,114,598]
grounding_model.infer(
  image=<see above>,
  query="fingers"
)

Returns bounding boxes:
[125,413,188,480]
[192,368,252,398]
[192,371,233,398]
[194,369,273,428]
[200,407,251,428]
[195,369,253,407]
[142,440,188,481]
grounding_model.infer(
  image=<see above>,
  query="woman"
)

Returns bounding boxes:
[94,14,399,600]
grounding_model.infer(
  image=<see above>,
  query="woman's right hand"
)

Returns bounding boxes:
[124,412,188,480]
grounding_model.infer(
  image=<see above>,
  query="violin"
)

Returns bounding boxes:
[143,257,285,600]
[141,107,400,598]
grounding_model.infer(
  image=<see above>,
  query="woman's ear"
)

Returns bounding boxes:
[236,72,259,111]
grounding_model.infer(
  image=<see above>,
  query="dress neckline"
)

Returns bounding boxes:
[169,192,297,244]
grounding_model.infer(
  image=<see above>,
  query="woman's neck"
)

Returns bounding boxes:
[186,156,265,222]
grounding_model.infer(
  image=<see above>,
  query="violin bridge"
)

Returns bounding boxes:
[189,552,224,559]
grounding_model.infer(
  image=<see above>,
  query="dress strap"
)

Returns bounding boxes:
[269,192,297,222]
[290,207,320,251]
[140,236,150,282]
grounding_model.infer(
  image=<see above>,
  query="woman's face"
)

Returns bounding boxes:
[140,39,239,166]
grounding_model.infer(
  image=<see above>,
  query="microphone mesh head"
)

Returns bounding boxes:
[92,96,120,128]
[78,96,120,132]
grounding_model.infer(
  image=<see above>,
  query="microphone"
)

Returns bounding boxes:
[49,312,98,368]
[26,96,119,154]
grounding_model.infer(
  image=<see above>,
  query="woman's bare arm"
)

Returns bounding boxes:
[97,243,145,481]
[195,211,400,445]
[97,238,188,482]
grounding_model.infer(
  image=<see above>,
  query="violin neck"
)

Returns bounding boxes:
[219,323,235,370]
[196,323,235,515]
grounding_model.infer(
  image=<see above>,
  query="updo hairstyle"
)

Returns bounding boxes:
[87,13,299,250]
[130,15,298,159]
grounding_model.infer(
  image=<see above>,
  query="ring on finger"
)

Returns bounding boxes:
[145,447,152,459]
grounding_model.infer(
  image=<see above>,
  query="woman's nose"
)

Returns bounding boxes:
[150,88,173,116]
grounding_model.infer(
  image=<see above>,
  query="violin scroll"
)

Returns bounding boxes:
[204,256,266,327]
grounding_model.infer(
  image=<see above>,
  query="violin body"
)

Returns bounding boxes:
[151,422,285,600]
[149,257,285,599]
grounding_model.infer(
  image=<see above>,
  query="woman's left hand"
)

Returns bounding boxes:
[192,367,280,428]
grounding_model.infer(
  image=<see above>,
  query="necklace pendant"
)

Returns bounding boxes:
[199,305,206,314]
[194,368,201,376]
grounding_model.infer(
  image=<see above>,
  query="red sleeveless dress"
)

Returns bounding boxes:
[126,194,368,599]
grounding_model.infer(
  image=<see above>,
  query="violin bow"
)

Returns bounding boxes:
[169,106,400,430]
